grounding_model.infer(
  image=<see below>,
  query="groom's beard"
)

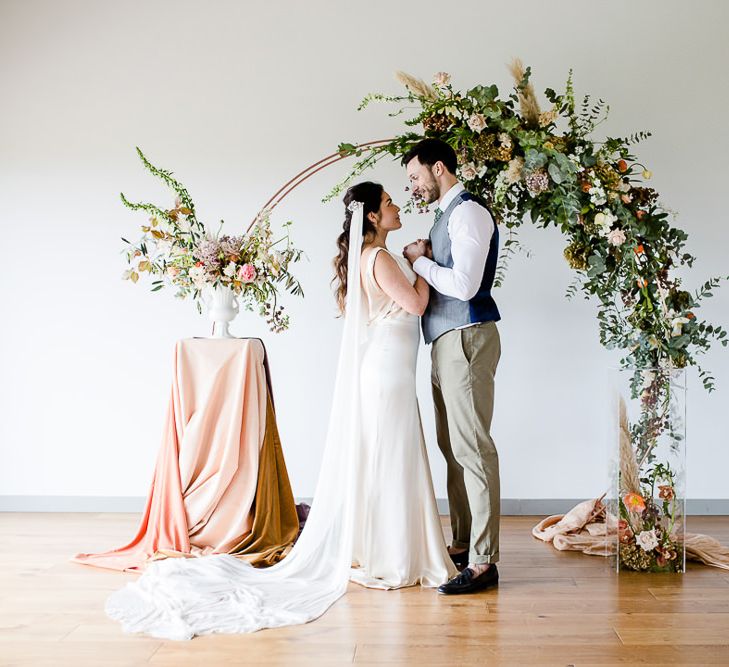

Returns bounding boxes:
[418,182,440,205]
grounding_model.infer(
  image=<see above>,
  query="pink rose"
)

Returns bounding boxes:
[237,263,256,284]
[607,228,627,247]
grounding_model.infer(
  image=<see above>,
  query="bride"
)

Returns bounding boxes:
[106,181,456,640]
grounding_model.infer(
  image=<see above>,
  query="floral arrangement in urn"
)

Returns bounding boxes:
[121,148,304,332]
[619,463,682,572]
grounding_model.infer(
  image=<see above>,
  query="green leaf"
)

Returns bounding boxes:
[547,162,563,184]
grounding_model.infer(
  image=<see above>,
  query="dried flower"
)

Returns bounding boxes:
[620,543,653,570]
[658,484,675,501]
[433,71,451,87]
[563,240,591,270]
[422,113,453,133]
[538,107,559,127]
[395,71,437,100]
[504,157,524,185]
[618,519,634,544]
[525,169,549,196]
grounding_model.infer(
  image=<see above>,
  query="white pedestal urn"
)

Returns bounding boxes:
[203,284,240,338]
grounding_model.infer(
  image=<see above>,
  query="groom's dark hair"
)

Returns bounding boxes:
[401,138,457,175]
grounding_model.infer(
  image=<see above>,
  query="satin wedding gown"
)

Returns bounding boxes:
[106,205,455,640]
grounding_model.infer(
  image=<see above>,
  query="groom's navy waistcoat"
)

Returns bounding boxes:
[422,191,501,345]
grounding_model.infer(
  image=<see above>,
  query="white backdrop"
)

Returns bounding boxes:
[1,0,727,506]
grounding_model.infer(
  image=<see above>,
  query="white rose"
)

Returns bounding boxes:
[607,228,626,246]
[467,113,487,133]
[636,529,659,552]
[433,71,451,87]
[223,261,237,278]
[460,162,478,181]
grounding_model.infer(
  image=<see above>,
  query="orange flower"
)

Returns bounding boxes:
[617,159,628,173]
[658,485,675,501]
[686,312,695,319]
[634,244,645,255]
[636,210,646,220]
[624,492,646,513]
[637,278,648,289]
[581,182,591,193]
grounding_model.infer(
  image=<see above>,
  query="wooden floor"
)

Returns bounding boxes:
[1,515,729,667]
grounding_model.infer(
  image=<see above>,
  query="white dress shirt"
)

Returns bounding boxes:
[413,182,495,302]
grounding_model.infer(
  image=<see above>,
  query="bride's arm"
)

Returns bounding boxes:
[372,252,429,316]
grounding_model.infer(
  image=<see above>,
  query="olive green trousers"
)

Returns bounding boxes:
[431,321,501,564]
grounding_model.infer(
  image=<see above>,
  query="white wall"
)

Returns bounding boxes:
[1,0,727,504]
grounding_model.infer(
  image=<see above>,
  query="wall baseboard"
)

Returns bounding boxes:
[1,496,728,515]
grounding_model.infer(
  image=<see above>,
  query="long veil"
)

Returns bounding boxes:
[106,202,368,639]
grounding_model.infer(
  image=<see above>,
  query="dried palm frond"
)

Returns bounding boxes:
[618,397,641,495]
[507,58,541,127]
[395,71,437,100]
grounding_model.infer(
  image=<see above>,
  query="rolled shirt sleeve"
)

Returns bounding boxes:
[413,201,494,301]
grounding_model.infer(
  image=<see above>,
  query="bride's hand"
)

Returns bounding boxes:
[403,240,430,264]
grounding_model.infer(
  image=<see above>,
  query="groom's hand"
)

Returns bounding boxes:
[403,239,431,264]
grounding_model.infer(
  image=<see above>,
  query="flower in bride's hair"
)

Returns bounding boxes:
[237,263,257,284]
[433,71,451,87]
[467,113,487,133]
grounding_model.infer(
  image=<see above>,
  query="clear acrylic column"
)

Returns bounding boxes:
[608,367,686,573]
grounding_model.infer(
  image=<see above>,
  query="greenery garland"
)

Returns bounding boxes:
[329,65,727,391]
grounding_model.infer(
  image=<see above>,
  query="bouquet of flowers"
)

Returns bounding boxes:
[121,148,304,332]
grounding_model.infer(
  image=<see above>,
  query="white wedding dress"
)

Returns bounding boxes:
[106,205,456,639]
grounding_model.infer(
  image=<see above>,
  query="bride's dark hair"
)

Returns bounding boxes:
[332,181,383,314]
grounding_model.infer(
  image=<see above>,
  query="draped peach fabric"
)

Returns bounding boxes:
[73,338,298,572]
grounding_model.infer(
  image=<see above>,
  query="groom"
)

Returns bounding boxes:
[402,138,501,595]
